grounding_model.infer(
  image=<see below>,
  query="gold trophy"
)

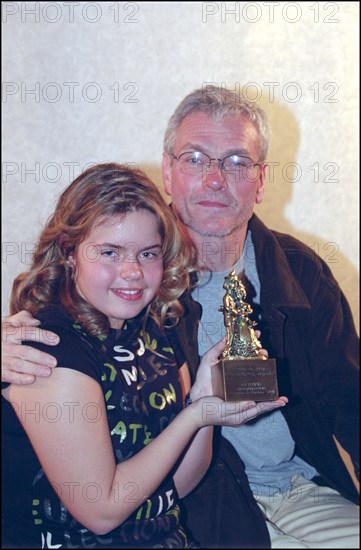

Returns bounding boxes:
[219,270,278,402]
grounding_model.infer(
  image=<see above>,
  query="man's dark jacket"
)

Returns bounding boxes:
[174,214,360,548]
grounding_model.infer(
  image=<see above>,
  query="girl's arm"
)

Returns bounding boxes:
[4,346,287,534]
[3,367,203,535]
[4,364,275,534]
[173,340,288,497]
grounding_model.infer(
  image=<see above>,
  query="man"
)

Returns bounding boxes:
[2,87,359,548]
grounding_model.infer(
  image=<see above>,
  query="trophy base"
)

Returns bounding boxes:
[221,357,278,402]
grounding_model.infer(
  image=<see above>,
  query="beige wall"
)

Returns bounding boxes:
[2,1,359,332]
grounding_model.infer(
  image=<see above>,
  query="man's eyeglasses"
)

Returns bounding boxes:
[170,151,262,180]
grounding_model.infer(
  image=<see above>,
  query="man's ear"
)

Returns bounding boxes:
[255,162,267,204]
[162,152,172,197]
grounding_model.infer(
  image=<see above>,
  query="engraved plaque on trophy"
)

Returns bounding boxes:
[219,270,278,402]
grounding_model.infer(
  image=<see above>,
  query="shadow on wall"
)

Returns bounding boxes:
[259,100,359,333]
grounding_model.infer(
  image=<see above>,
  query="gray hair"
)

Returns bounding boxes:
[163,86,271,162]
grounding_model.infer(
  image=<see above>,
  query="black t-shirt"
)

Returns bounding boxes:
[2,305,193,548]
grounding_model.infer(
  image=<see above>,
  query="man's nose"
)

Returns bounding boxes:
[202,160,227,190]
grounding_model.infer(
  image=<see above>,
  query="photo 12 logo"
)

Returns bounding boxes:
[201,2,340,24]
[2,81,140,104]
[2,2,140,24]
[201,82,339,104]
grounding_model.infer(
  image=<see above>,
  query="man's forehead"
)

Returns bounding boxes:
[175,111,260,152]
[179,110,251,126]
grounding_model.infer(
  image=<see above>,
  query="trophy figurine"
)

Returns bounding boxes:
[219,270,278,402]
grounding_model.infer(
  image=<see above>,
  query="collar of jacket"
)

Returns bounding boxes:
[249,214,312,311]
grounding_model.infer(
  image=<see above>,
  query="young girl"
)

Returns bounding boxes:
[2,163,287,548]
